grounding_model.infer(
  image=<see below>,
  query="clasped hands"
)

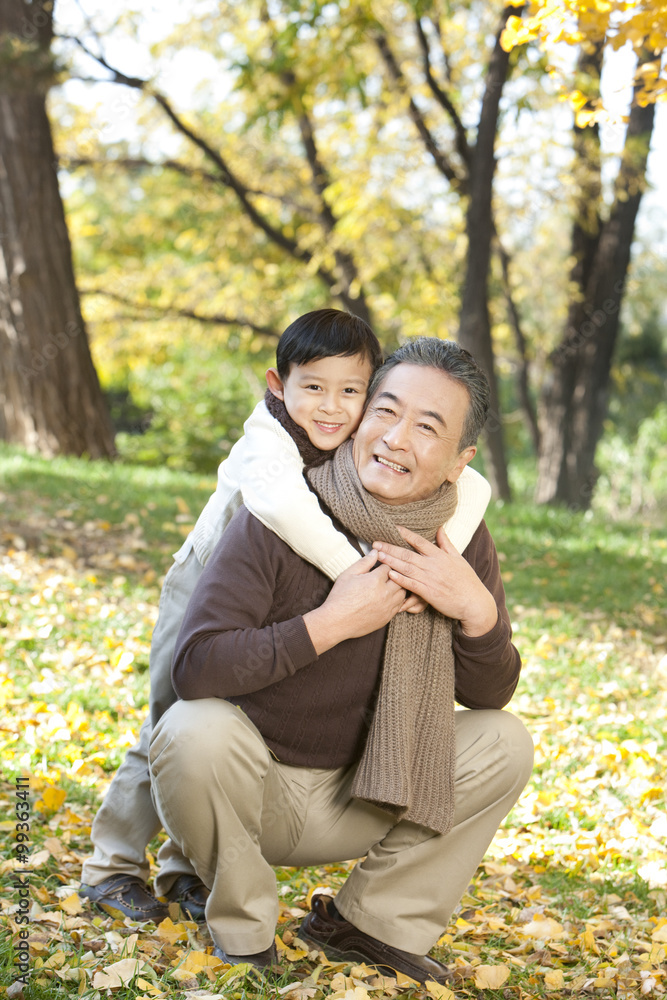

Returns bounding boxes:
[373,525,498,637]
[305,525,497,655]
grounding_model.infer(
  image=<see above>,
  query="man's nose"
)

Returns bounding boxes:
[382,418,410,450]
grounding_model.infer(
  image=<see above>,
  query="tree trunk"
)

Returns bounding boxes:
[458,6,519,501]
[535,59,656,508]
[0,0,116,459]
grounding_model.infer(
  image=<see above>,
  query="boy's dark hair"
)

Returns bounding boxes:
[367,337,490,451]
[276,309,383,380]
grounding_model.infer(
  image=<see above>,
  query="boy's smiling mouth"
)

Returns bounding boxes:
[314,421,344,432]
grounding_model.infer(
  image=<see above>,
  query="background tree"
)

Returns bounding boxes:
[0,0,116,459]
[502,2,663,507]
[48,0,665,501]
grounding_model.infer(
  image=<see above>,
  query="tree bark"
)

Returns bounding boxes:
[535,57,656,508]
[0,0,116,459]
[458,6,519,501]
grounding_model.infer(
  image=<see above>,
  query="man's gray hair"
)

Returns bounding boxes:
[367,338,490,451]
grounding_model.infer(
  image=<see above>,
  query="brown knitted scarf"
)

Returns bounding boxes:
[308,440,459,835]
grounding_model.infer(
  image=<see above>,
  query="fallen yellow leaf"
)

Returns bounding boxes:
[59,893,83,915]
[544,969,565,989]
[43,951,68,968]
[28,850,51,869]
[396,971,420,987]
[92,958,146,989]
[425,979,455,1000]
[178,950,225,973]
[474,964,510,989]
[135,978,163,995]
[35,786,67,813]
[580,927,599,953]
[520,916,565,940]
[171,968,198,983]
[156,916,189,943]
[43,836,67,858]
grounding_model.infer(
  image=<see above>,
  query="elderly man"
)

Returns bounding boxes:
[149,338,533,984]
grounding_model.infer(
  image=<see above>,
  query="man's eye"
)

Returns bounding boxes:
[376,406,395,416]
[419,423,435,433]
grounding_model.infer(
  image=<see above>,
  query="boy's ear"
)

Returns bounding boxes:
[265,368,285,400]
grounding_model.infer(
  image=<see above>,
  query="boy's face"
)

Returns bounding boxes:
[267,353,373,451]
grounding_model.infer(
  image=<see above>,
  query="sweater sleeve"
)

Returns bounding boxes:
[172,509,319,700]
[453,520,521,710]
[443,465,492,554]
[239,401,361,581]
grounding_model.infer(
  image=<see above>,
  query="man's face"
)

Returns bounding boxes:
[352,364,477,505]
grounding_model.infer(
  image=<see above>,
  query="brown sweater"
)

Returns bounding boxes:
[172,507,521,768]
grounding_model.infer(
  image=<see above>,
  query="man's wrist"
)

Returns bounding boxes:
[459,592,498,637]
[303,606,344,656]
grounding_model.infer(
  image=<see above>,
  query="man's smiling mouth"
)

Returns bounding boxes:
[375,455,409,473]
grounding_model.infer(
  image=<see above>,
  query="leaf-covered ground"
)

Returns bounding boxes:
[1,447,666,1000]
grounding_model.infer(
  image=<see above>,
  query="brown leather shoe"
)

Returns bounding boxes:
[299,894,452,985]
[212,942,278,971]
[165,874,209,922]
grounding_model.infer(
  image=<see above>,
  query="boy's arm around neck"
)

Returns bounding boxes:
[443,465,492,554]
[239,401,360,581]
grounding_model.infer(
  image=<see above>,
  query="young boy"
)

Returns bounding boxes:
[79,309,491,922]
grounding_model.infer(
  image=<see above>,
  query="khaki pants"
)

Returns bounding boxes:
[149,698,533,955]
[81,547,204,890]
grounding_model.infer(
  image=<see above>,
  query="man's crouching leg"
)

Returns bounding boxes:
[149,699,279,956]
[333,709,534,955]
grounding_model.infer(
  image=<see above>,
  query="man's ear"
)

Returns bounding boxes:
[265,368,285,400]
[445,445,477,483]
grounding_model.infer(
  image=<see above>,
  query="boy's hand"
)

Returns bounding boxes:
[401,593,428,614]
[304,552,406,654]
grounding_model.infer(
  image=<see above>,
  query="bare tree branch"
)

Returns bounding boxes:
[63,154,322,220]
[59,35,372,317]
[494,238,540,452]
[63,155,222,185]
[373,28,464,189]
[289,87,371,322]
[80,289,281,338]
[414,15,470,170]
[57,38,342,280]
[458,4,524,501]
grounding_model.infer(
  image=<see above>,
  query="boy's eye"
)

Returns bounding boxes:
[342,387,361,394]
[305,384,322,391]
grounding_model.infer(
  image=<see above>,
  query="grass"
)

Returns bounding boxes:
[1,443,666,1000]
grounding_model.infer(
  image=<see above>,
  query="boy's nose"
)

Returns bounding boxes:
[318,395,340,414]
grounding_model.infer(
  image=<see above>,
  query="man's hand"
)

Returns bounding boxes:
[303,551,407,654]
[373,525,498,636]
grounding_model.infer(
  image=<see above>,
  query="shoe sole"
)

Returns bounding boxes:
[299,929,408,980]
[81,896,168,922]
